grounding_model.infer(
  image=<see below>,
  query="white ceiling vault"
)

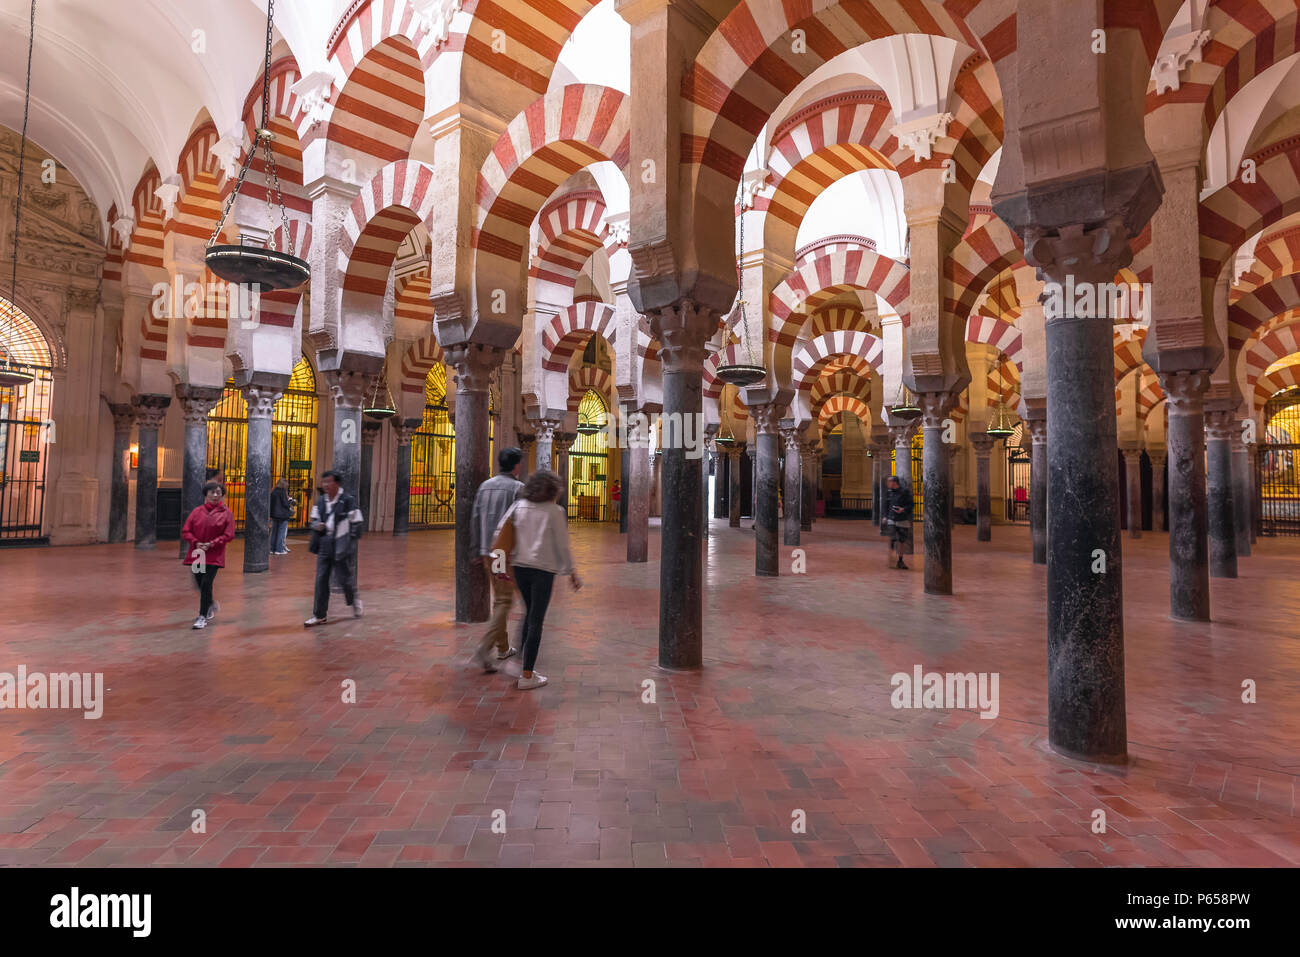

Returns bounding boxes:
[0,0,348,221]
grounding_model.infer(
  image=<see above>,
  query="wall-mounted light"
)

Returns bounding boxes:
[129,444,139,470]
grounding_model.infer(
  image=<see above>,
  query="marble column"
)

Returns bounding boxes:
[727,447,742,527]
[648,305,712,670]
[175,386,223,557]
[1205,409,1238,579]
[446,343,502,623]
[1159,370,1211,620]
[1121,447,1143,539]
[326,370,372,500]
[108,403,134,543]
[1229,433,1251,557]
[970,432,996,542]
[746,444,757,527]
[518,434,535,481]
[242,384,281,574]
[533,419,560,472]
[886,426,913,535]
[780,428,800,547]
[628,438,651,562]
[1148,449,1167,533]
[752,405,783,576]
[870,448,882,524]
[554,433,574,510]
[800,443,815,533]
[391,419,419,537]
[946,442,960,530]
[620,438,630,531]
[701,437,714,541]
[1246,441,1258,543]
[918,395,955,594]
[359,419,381,528]
[1024,416,1048,564]
[131,395,170,549]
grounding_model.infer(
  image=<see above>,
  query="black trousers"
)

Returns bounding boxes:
[313,539,355,618]
[191,566,219,617]
[513,564,555,672]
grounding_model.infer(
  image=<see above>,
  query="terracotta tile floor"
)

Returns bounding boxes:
[2,518,1298,867]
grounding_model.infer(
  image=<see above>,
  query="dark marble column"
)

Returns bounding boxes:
[918,394,955,595]
[946,442,960,530]
[970,432,996,542]
[1039,236,1129,763]
[746,444,757,527]
[752,405,783,576]
[518,434,535,482]
[242,384,281,574]
[780,428,800,547]
[727,447,742,527]
[1229,433,1251,557]
[800,442,815,532]
[1148,449,1166,533]
[620,437,630,531]
[446,343,502,623]
[1121,447,1143,539]
[647,304,714,670]
[175,385,223,557]
[391,418,419,537]
[554,433,574,510]
[870,447,882,524]
[1158,370,1211,621]
[886,425,912,535]
[1024,415,1048,564]
[1205,409,1238,579]
[359,419,381,527]
[1246,441,1258,543]
[131,394,170,549]
[628,436,651,562]
[108,403,135,543]
[326,370,373,500]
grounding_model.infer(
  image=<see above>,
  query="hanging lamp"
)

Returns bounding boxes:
[204,0,309,292]
[712,181,765,387]
[888,384,922,422]
[986,273,1016,439]
[363,373,397,419]
[0,0,39,389]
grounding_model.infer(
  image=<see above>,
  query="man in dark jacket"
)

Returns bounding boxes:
[270,478,295,555]
[885,475,914,570]
[304,470,365,625]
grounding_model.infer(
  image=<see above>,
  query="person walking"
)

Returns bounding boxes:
[885,475,914,570]
[490,470,581,690]
[270,478,295,555]
[181,480,236,630]
[304,470,365,626]
[469,447,525,672]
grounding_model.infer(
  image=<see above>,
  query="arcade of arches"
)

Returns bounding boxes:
[5,0,1300,868]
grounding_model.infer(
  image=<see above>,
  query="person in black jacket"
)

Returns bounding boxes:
[304,470,365,626]
[885,475,914,570]
[270,478,295,555]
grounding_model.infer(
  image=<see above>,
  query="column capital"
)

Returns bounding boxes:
[361,419,383,446]
[445,341,505,393]
[554,433,576,455]
[1147,448,1167,467]
[529,417,562,441]
[1119,445,1144,464]
[969,432,997,456]
[648,300,717,372]
[130,394,171,430]
[242,383,282,419]
[725,444,744,461]
[917,391,957,429]
[779,426,800,453]
[749,402,787,436]
[175,384,224,425]
[1023,416,1048,446]
[1025,218,1134,293]
[1157,369,1210,411]
[1204,408,1237,440]
[325,369,375,410]
[888,421,919,446]
[111,402,136,433]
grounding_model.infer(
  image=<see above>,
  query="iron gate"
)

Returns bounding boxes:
[0,366,53,543]
[1258,389,1300,537]
[1005,443,1031,524]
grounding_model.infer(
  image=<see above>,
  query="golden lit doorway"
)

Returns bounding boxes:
[569,389,612,521]
[206,356,319,530]
[0,297,54,543]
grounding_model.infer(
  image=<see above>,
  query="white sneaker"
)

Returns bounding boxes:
[497,646,519,660]
[206,600,219,621]
[192,616,207,630]
[517,673,548,690]
[304,616,327,627]
[352,599,363,619]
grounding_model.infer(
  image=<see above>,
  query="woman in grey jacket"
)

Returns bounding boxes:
[492,470,582,690]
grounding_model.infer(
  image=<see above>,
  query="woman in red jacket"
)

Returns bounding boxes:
[181,481,236,630]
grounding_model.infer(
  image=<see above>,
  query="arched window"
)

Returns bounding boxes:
[206,356,319,529]
[0,297,54,542]
[570,389,612,521]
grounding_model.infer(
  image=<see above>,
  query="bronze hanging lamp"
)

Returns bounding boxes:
[1,0,39,388]
[986,274,1016,439]
[363,371,396,419]
[205,0,309,292]
[712,182,766,387]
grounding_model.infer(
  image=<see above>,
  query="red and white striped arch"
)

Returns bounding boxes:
[103,203,124,285]
[1245,322,1300,393]
[947,216,1024,325]
[238,59,310,216]
[126,166,168,364]
[541,300,617,373]
[475,84,629,281]
[808,304,872,338]
[401,334,444,399]
[1233,225,1300,302]
[1256,364,1300,411]
[769,245,910,353]
[568,365,612,411]
[458,0,602,107]
[702,342,753,402]
[792,330,884,392]
[1228,272,1300,353]
[394,268,434,327]
[1114,329,1148,383]
[810,369,872,412]
[532,189,610,293]
[169,122,226,247]
[338,161,438,297]
[965,314,1023,366]
[818,395,873,431]
[322,31,425,168]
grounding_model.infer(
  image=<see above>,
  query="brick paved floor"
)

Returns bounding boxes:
[1,519,1298,867]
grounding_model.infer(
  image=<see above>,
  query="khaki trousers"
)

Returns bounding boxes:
[476,559,514,657]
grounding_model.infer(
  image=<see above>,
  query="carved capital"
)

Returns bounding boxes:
[1024,417,1048,446]
[325,369,374,410]
[1147,449,1167,468]
[66,285,99,312]
[175,385,224,425]
[750,402,786,436]
[649,300,717,372]
[1024,218,1133,295]
[1120,446,1144,465]
[243,384,282,419]
[130,394,170,430]
[445,342,504,393]
[1156,369,1210,412]
[918,391,957,429]
[889,422,919,448]
[362,419,383,446]
[779,427,800,453]
[969,431,997,456]
[530,417,562,442]
[1204,409,1237,441]
[554,433,575,455]
[110,402,135,433]
[890,112,953,162]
